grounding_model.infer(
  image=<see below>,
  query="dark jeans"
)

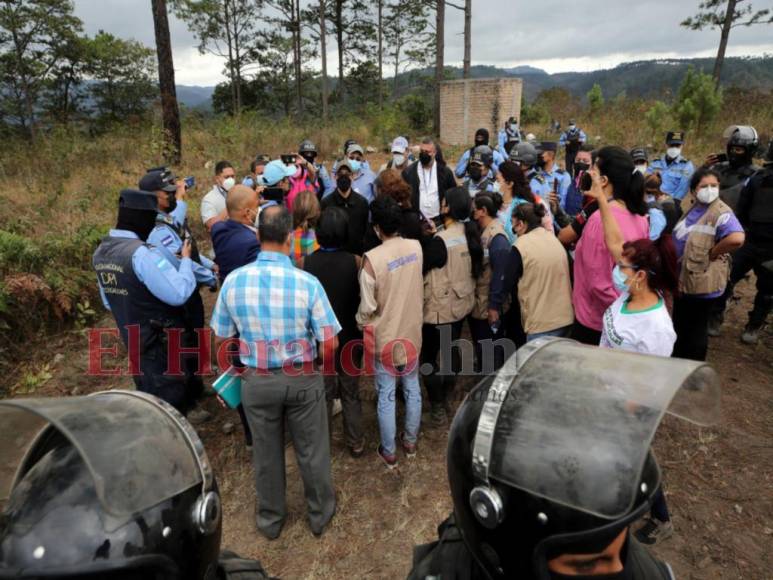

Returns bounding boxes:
[673,295,718,361]
[182,291,206,405]
[134,341,189,413]
[241,371,335,537]
[571,320,602,346]
[421,320,464,407]
[468,316,510,374]
[651,488,671,522]
[714,241,773,328]
[324,344,363,449]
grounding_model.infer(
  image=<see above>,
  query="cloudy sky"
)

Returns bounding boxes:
[73,0,773,86]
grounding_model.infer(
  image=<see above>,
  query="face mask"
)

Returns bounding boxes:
[165,192,177,213]
[612,264,630,293]
[634,163,647,174]
[492,181,501,193]
[666,147,681,160]
[697,185,720,204]
[348,158,362,173]
[574,161,590,176]
[419,151,433,166]
[568,124,576,131]
[509,124,518,132]
[728,151,745,168]
[222,177,236,192]
[392,153,406,166]
[301,153,316,165]
[536,157,547,169]
[469,167,483,181]
[337,174,352,192]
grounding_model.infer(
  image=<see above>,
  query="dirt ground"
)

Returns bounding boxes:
[10,278,772,579]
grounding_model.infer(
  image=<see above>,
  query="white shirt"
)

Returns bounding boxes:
[418,161,440,219]
[201,185,227,224]
[600,293,676,357]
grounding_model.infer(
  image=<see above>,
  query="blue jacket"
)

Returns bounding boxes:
[559,128,587,147]
[497,128,522,154]
[211,219,260,282]
[454,148,506,178]
[649,155,695,201]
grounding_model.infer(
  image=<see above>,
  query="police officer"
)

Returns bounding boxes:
[497,116,522,156]
[559,119,587,175]
[409,338,719,579]
[455,128,507,178]
[711,138,773,344]
[534,141,570,211]
[93,189,197,413]
[509,141,540,179]
[299,139,333,197]
[649,131,695,206]
[703,125,760,210]
[0,391,273,579]
[464,146,496,196]
[143,168,217,422]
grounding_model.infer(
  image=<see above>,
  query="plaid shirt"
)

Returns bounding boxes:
[210,251,341,368]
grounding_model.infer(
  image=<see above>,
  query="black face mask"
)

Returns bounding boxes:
[116,208,157,241]
[469,167,483,181]
[728,150,747,168]
[337,174,352,192]
[536,157,547,169]
[574,162,590,175]
[301,153,316,165]
[165,192,177,213]
[419,151,433,166]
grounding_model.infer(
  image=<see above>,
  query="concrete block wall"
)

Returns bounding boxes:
[439,78,523,146]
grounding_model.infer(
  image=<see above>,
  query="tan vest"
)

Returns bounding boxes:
[472,219,510,320]
[424,222,476,324]
[678,196,733,295]
[365,237,424,366]
[514,227,574,334]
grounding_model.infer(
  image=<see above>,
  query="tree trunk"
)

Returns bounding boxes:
[377,0,383,109]
[223,0,238,114]
[231,2,243,115]
[319,0,329,120]
[335,0,344,96]
[713,0,735,89]
[463,0,471,79]
[434,0,445,136]
[151,0,182,164]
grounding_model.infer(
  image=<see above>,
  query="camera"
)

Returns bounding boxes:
[184,175,196,189]
[281,154,297,165]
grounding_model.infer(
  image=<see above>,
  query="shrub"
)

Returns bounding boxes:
[672,67,723,134]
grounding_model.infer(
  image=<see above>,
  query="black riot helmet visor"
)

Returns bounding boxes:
[0,391,222,579]
[448,338,720,579]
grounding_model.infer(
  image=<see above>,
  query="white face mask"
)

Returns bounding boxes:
[392,153,405,166]
[666,147,681,159]
[568,124,576,131]
[634,164,647,174]
[222,177,236,192]
[697,185,720,205]
[492,181,501,194]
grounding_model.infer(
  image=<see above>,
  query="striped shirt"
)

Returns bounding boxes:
[291,227,320,267]
[210,251,341,368]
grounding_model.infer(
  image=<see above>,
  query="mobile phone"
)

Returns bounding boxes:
[184,175,196,189]
[715,153,728,163]
[281,154,296,165]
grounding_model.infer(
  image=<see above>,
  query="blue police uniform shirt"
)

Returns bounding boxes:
[325,160,374,198]
[98,229,197,310]
[463,176,495,197]
[559,129,587,147]
[497,128,522,153]
[316,163,334,195]
[454,148,506,178]
[536,166,571,208]
[649,155,695,201]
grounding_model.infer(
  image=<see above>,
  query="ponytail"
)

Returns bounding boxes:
[446,187,484,279]
[621,234,679,296]
[512,202,545,232]
[654,233,679,296]
[474,191,503,217]
[465,220,484,279]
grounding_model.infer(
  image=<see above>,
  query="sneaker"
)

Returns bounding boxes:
[707,313,724,337]
[634,517,673,545]
[400,432,417,458]
[429,404,447,427]
[377,445,398,469]
[187,407,212,425]
[741,323,763,345]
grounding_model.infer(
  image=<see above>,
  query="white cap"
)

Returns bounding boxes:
[391,136,409,154]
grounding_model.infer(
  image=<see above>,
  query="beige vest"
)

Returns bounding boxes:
[472,219,510,320]
[365,237,424,366]
[424,222,476,324]
[678,196,733,295]
[514,227,574,334]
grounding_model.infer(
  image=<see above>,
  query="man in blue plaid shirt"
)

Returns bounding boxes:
[210,204,341,540]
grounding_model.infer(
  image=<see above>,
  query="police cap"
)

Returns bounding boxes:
[630,147,648,163]
[119,189,158,211]
[666,131,685,145]
[138,168,177,193]
[539,141,558,152]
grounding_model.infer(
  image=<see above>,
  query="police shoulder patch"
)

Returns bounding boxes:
[155,257,170,271]
[161,234,174,246]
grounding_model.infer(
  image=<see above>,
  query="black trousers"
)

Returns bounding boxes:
[673,295,718,361]
[714,241,773,328]
[571,320,602,346]
[182,291,206,405]
[468,316,510,374]
[421,320,464,407]
[135,341,189,413]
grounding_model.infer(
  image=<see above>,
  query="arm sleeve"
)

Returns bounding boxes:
[200,194,219,224]
[487,234,511,310]
[356,268,378,328]
[421,236,448,275]
[648,208,667,241]
[579,130,587,143]
[455,151,470,178]
[309,282,342,342]
[498,131,506,152]
[677,162,695,200]
[735,178,754,227]
[559,133,567,146]
[170,200,188,228]
[493,150,505,170]
[133,247,197,307]
[209,280,237,338]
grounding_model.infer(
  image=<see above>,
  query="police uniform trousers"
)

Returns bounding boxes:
[715,239,773,328]
[182,290,206,404]
[241,370,335,537]
[135,324,190,413]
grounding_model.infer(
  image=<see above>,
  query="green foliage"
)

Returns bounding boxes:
[520,100,550,126]
[587,83,605,115]
[395,94,432,133]
[681,0,772,30]
[12,363,52,395]
[645,100,672,138]
[672,67,723,133]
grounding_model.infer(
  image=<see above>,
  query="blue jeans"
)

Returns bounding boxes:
[526,324,573,343]
[374,360,422,455]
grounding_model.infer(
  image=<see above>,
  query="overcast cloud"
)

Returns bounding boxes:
[73,0,773,85]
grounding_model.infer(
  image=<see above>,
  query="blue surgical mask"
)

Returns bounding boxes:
[612,265,629,293]
[348,159,362,173]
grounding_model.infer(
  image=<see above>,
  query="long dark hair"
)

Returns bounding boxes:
[512,202,546,233]
[473,191,504,218]
[445,187,484,279]
[498,161,535,203]
[596,145,648,216]
[622,235,679,296]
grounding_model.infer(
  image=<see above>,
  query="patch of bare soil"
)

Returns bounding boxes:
[14,279,772,580]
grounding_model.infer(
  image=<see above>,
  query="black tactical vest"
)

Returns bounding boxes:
[718,161,759,211]
[92,236,186,350]
[748,168,773,225]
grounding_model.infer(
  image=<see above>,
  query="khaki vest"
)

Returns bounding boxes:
[424,222,476,324]
[514,227,574,334]
[472,219,510,320]
[678,196,733,295]
[364,237,424,366]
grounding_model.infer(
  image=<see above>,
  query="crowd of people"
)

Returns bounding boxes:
[92,119,771,554]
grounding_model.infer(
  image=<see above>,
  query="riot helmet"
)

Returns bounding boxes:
[509,142,538,168]
[724,125,758,167]
[299,140,318,164]
[447,338,719,579]
[471,145,494,168]
[0,391,222,579]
